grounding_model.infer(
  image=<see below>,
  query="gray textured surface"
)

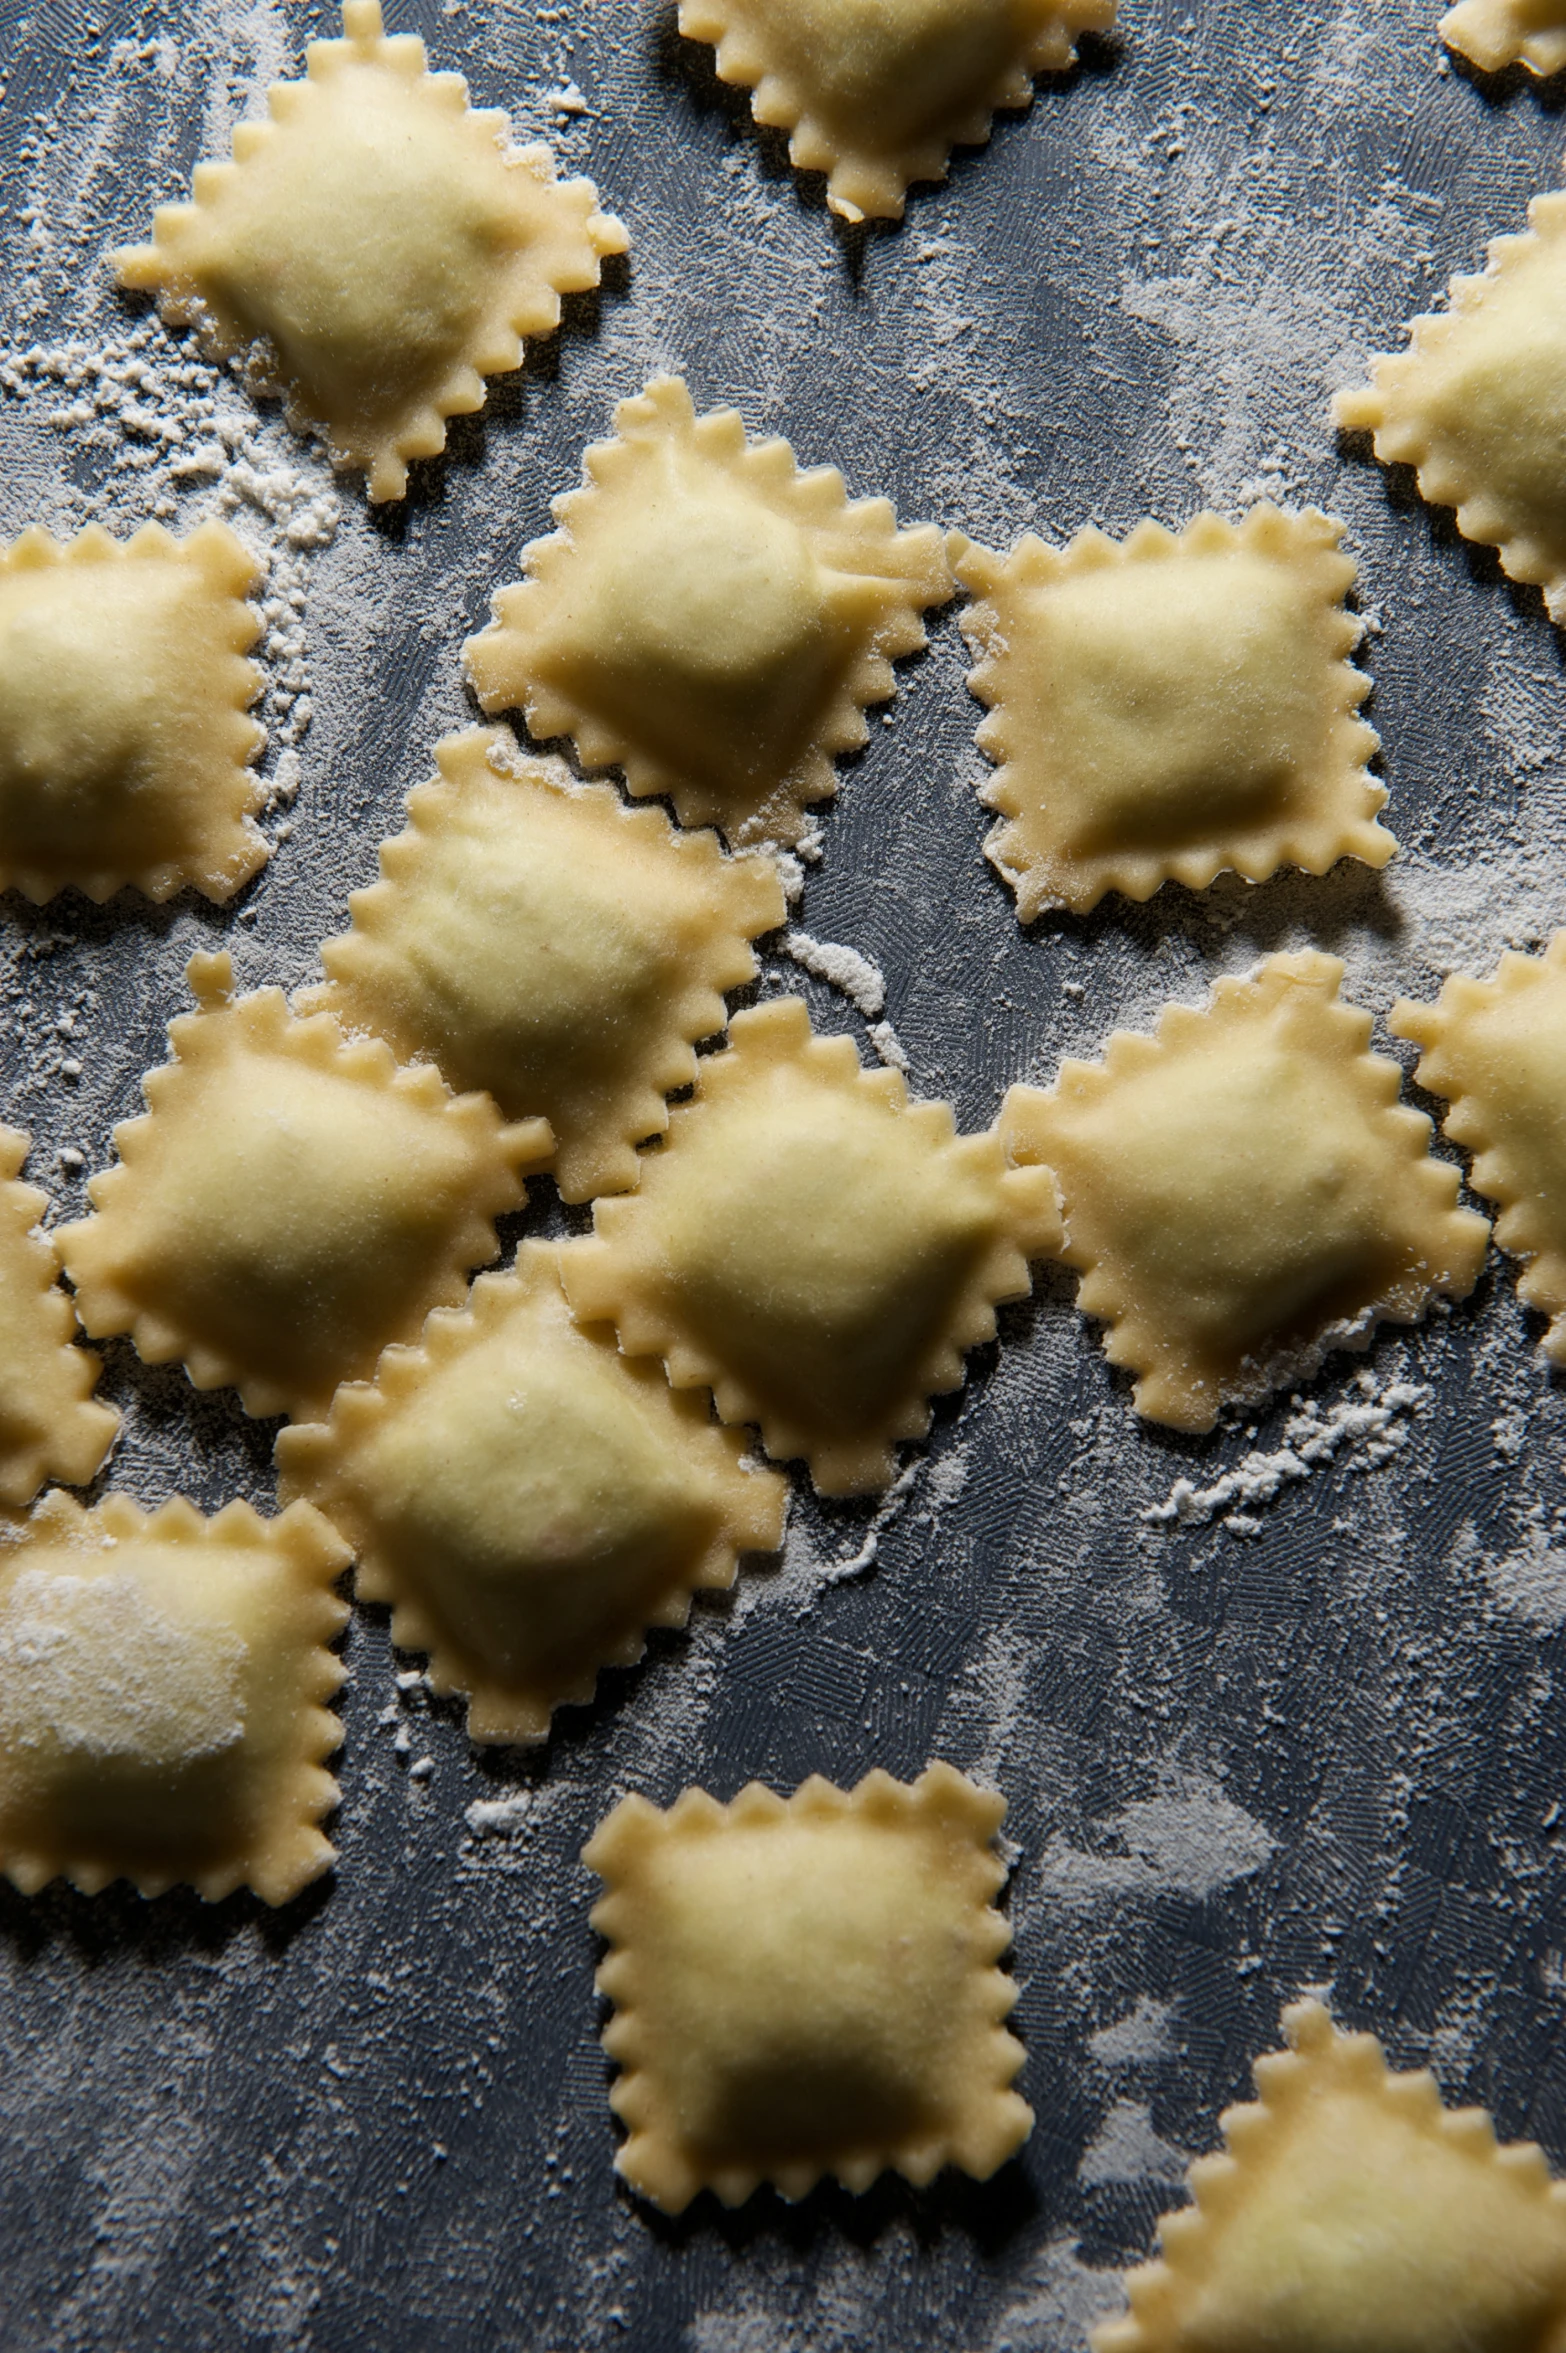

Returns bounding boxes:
[5,1,1566,2347]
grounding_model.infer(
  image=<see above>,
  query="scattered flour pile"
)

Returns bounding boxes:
[0,320,341,776]
[1142,1371,1430,1534]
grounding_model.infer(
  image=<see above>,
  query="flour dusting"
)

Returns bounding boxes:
[1077,2098,1189,2188]
[2,321,341,765]
[1043,1780,1278,1908]
[0,0,1561,2344]
[1143,1372,1430,1534]
[1089,1996,1180,2070]
[1450,1516,1566,1630]
[0,1564,245,1762]
[981,2236,1128,2353]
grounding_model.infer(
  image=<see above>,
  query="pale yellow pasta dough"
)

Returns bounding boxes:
[1001,951,1489,1431]
[463,374,953,847]
[302,728,786,1201]
[561,994,1062,1495]
[954,508,1391,916]
[276,1246,786,1744]
[585,1763,1031,2210]
[677,0,1116,221]
[1441,0,1566,76]
[59,951,551,1421]
[1393,933,1566,1365]
[0,519,265,903]
[0,1491,349,1905]
[1335,192,1566,620]
[0,1127,117,1509]
[114,2,626,502]
[1092,1999,1566,2353]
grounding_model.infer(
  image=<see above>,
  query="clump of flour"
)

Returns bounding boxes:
[780,927,911,1072]
[1144,1371,1430,1534]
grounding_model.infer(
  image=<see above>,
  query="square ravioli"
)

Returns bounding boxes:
[302,728,785,1202]
[0,1126,117,1509]
[276,1246,786,1745]
[678,0,1115,222]
[1393,933,1566,1363]
[1441,0,1566,76]
[0,519,266,904]
[463,374,952,848]
[560,995,1062,1495]
[584,1763,1031,2210]
[954,508,1390,916]
[1001,951,1489,1431]
[114,2,626,502]
[1335,190,1566,620]
[0,1492,349,1905]
[59,951,551,1421]
[1094,2000,1566,2353]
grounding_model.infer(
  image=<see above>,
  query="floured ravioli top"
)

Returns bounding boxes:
[1441,0,1566,76]
[1094,1999,1566,2353]
[59,951,550,1421]
[0,1492,349,1905]
[303,728,786,1201]
[463,374,952,847]
[277,1246,787,1744]
[954,507,1390,916]
[1335,191,1566,622]
[114,1,626,501]
[1002,951,1489,1431]
[0,519,265,903]
[561,995,1061,1495]
[0,1126,118,1509]
[677,0,1116,221]
[1393,933,1566,1365]
[585,1762,1031,2210]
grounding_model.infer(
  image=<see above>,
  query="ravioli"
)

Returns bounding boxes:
[561,995,1062,1495]
[0,519,265,903]
[276,1247,787,1744]
[303,729,786,1201]
[1001,951,1489,1430]
[114,1,627,501]
[1335,190,1566,620]
[59,951,551,1421]
[1441,0,1566,76]
[1393,934,1566,1363]
[585,1762,1031,2210]
[954,507,1390,916]
[1093,1999,1566,2353]
[0,1126,117,1509]
[463,374,952,847]
[0,1491,349,1905]
[677,0,1116,221]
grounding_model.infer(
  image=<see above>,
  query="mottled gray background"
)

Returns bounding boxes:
[5,0,1566,2346]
